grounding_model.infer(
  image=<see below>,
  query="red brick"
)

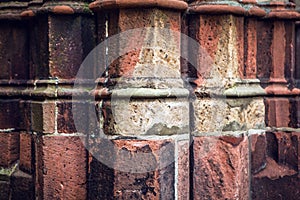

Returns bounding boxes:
[0,132,19,168]
[19,100,31,131]
[0,100,20,129]
[193,135,249,199]
[244,19,257,79]
[265,98,290,127]
[19,133,33,174]
[177,140,189,200]
[89,138,175,199]
[35,135,87,200]
[31,101,55,134]
[256,20,273,83]
[250,132,300,199]
[11,170,34,200]
[250,133,267,174]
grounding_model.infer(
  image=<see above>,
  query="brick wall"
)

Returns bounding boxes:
[0,0,300,199]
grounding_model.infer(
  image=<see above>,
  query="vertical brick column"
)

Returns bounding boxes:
[247,1,300,199]
[19,0,97,199]
[89,1,189,199]
[187,1,269,199]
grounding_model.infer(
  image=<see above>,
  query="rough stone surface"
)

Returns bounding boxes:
[36,135,87,200]
[177,139,190,200]
[193,135,249,199]
[89,138,175,199]
[189,15,244,88]
[109,98,189,135]
[193,97,265,133]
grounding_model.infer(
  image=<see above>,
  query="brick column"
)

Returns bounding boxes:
[89,1,189,199]
[187,0,269,199]
[19,0,96,199]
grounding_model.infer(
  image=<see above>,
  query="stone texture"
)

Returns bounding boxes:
[193,135,249,199]
[251,132,300,199]
[89,138,175,199]
[0,132,19,168]
[108,98,189,136]
[31,101,55,134]
[35,135,87,200]
[193,97,265,133]
[189,15,244,88]
[19,132,33,174]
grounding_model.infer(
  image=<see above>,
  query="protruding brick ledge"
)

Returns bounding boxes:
[89,0,188,11]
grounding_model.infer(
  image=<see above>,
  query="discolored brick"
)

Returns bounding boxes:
[89,138,175,199]
[193,135,249,200]
[265,98,290,127]
[31,101,55,134]
[0,100,20,129]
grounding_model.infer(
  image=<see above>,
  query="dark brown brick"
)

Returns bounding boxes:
[0,132,19,168]
[11,170,34,200]
[48,15,96,79]
[0,181,10,200]
[0,21,29,80]
[0,100,20,129]
[193,135,249,200]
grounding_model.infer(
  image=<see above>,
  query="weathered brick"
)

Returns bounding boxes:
[0,21,29,80]
[31,101,55,134]
[19,132,33,174]
[177,139,189,200]
[89,138,175,199]
[0,132,19,168]
[35,135,87,200]
[251,132,300,199]
[193,135,249,199]
[48,15,95,79]
[10,170,34,200]
[265,98,290,127]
